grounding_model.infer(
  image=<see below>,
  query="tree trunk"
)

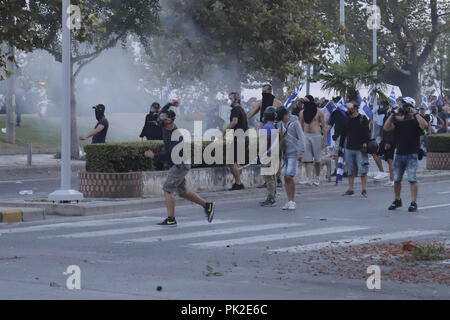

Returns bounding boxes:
[6,45,15,144]
[70,63,79,160]
[382,66,420,103]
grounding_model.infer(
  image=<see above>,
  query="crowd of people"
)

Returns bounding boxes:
[78,85,449,226]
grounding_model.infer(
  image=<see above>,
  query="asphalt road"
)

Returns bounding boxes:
[0,178,449,300]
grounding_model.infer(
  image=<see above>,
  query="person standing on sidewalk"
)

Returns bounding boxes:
[377,101,396,187]
[276,106,305,211]
[384,97,428,212]
[80,104,109,144]
[144,108,216,226]
[224,92,249,191]
[299,95,327,186]
[259,106,278,207]
[339,101,370,198]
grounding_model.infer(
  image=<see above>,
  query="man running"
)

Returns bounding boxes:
[299,95,327,186]
[144,106,216,227]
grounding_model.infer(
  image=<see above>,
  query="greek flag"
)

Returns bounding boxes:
[336,155,344,185]
[436,95,442,107]
[357,93,373,120]
[422,95,429,109]
[284,83,304,108]
[336,97,347,117]
[389,87,397,105]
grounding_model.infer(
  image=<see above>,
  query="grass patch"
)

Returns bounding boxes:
[412,243,446,261]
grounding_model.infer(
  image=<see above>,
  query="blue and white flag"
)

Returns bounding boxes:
[422,95,429,109]
[389,87,397,106]
[323,101,336,122]
[284,83,304,108]
[436,95,442,107]
[336,155,344,185]
[357,92,373,119]
[336,97,347,117]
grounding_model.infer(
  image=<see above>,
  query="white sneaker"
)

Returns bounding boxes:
[374,172,389,180]
[287,201,296,210]
[313,176,320,186]
[384,180,394,187]
[300,179,312,185]
[282,201,296,210]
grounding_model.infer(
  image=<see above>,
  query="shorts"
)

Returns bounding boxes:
[345,149,369,177]
[394,154,418,183]
[282,157,299,177]
[303,133,323,163]
[332,136,342,156]
[163,164,191,195]
[378,141,395,162]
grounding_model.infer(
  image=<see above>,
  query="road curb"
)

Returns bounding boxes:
[0,207,45,223]
[0,163,85,177]
[0,171,448,217]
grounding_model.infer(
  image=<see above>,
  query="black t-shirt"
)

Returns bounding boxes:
[340,114,370,150]
[394,118,422,155]
[328,109,348,138]
[230,106,249,132]
[92,117,109,144]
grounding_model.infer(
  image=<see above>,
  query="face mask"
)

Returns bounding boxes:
[95,110,104,121]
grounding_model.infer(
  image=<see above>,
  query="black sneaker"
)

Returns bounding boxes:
[158,217,177,227]
[205,202,216,223]
[361,190,368,198]
[388,199,402,210]
[260,199,277,207]
[229,183,245,191]
[331,170,337,177]
[408,202,418,212]
[277,179,283,188]
[342,190,355,196]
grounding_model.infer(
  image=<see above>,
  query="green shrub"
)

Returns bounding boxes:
[84,140,254,173]
[427,134,450,153]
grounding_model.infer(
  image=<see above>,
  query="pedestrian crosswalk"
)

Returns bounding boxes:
[0,215,447,253]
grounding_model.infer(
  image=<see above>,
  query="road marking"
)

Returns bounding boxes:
[437,191,450,195]
[420,203,450,210]
[48,219,240,239]
[189,226,370,248]
[117,223,304,244]
[0,178,60,184]
[270,230,445,253]
[0,216,163,235]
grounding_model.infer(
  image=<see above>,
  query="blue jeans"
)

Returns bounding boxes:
[282,157,299,177]
[394,154,418,183]
[345,149,369,177]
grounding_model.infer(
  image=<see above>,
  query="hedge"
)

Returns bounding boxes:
[84,140,254,173]
[427,134,450,153]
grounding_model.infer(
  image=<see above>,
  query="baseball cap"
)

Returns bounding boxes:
[93,104,106,112]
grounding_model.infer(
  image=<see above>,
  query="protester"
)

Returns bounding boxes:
[140,102,163,141]
[291,99,304,117]
[144,107,216,226]
[419,106,431,153]
[377,101,396,187]
[247,84,283,128]
[259,106,278,207]
[80,104,109,144]
[224,92,249,191]
[299,95,327,186]
[384,97,428,212]
[339,101,370,197]
[429,107,440,134]
[324,96,348,177]
[277,106,305,210]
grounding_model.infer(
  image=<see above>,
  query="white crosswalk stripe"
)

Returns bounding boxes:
[269,230,446,253]
[42,219,240,239]
[189,226,370,248]
[0,216,163,235]
[116,223,304,244]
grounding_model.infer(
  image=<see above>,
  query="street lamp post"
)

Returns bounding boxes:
[48,0,83,202]
[340,0,345,60]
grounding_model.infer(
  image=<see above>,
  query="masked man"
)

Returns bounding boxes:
[80,104,109,144]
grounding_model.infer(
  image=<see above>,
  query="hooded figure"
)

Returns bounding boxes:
[140,102,163,140]
[261,92,276,122]
[303,95,317,124]
[80,104,108,144]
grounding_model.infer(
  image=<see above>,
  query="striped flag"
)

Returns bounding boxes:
[357,93,373,120]
[436,95,442,107]
[336,155,344,185]
[284,83,304,108]
[389,87,397,106]
[336,98,347,117]
[422,95,429,109]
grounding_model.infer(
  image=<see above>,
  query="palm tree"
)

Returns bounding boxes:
[316,56,386,103]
